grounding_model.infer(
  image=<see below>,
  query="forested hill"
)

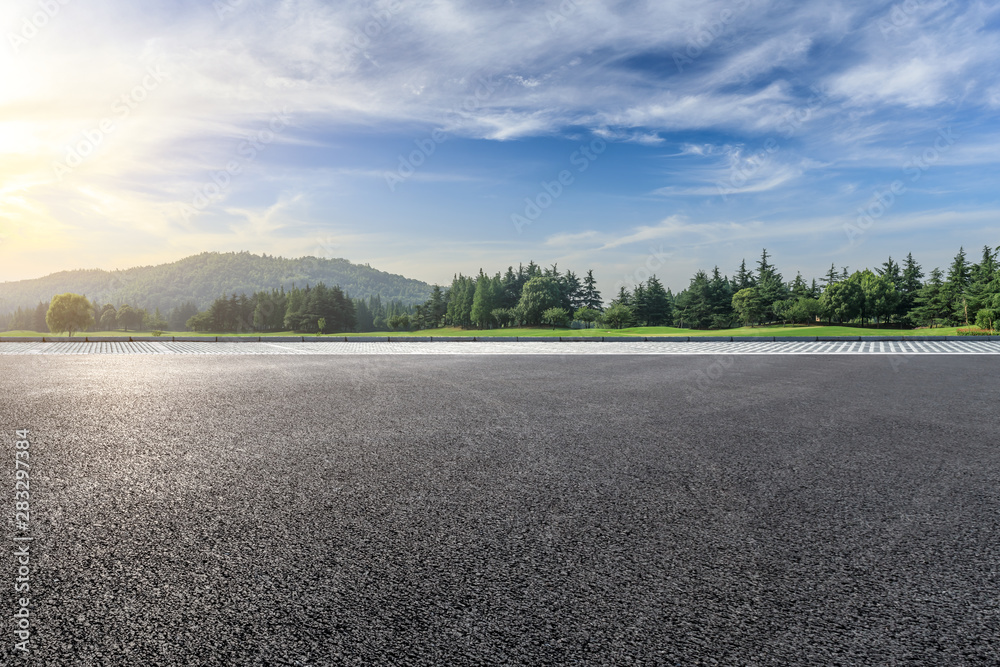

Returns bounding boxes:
[0,251,432,314]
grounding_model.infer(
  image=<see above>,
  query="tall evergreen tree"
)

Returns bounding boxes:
[822,263,839,290]
[470,271,498,329]
[581,269,603,310]
[944,247,971,324]
[644,275,673,326]
[734,260,755,291]
[911,268,950,327]
[966,245,998,322]
[899,253,924,323]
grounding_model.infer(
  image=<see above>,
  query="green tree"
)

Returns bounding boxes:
[733,259,755,291]
[975,305,999,331]
[491,307,516,328]
[674,271,714,328]
[426,285,448,328]
[788,297,821,324]
[45,293,94,337]
[899,253,924,324]
[860,270,900,327]
[470,272,498,329]
[541,307,571,329]
[581,270,603,310]
[911,267,949,327]
[643,276,673,325]
[731,287,763,327]
[186,311,212,331]
[317,317,327,334]
[967,245,999,323]
[821,277,864,324]
[771,298,796,326]
[601,303,634,329]
[516,276,561,326]
[144,307,169,331]
[573,307,600,328]
[116,305,138,332]
[821,263,839,290]
[99,306,118,331]
[944,247,971,324]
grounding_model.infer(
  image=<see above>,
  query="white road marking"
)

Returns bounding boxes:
[0,341,998,355]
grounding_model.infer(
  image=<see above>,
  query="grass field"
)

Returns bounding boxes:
[1,325,977,338]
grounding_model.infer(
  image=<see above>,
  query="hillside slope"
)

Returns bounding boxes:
[0,252,432,313]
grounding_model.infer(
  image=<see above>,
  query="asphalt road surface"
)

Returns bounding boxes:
[2,355,999,666]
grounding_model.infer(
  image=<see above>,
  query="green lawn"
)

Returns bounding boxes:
[350,324,970,337]
[1,325,979,338]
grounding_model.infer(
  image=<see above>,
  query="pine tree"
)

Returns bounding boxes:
[911,268,949,327]
[708,267,733,324]
[966,245,998,322]
[822,263,839,289]
[899,253,924,323]
[944,247,971,324]
[644,276,673,326]
[734,260,755,290]
[632,282,648,325]
[582,269,603,310]
[471,271,497,329]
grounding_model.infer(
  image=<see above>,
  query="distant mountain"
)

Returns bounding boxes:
[0,251,432,314]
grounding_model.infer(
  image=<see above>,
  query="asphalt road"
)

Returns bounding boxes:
[2,355,999,666]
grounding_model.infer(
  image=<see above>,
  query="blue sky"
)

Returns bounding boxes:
[1,0,998,292]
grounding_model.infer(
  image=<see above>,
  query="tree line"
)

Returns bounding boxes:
[603,246,998,330]
[9,244,1000,334]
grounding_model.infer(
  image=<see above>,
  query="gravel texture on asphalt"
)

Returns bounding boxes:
[2,355,999,666]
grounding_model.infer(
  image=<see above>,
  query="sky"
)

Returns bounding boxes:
[1,0,998,292]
